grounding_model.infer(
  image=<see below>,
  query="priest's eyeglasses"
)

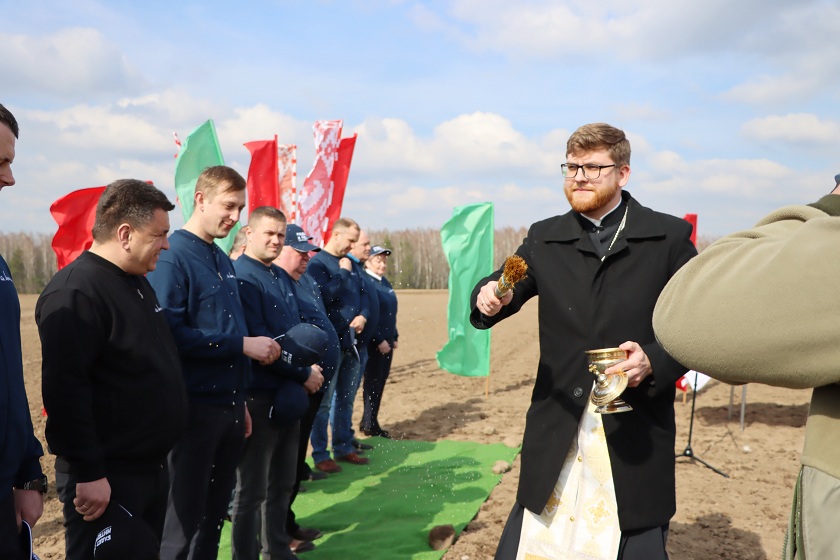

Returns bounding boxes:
[561,163,616,179]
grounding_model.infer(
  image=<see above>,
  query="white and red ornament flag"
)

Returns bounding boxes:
[322,134,357,241]
[299,120,343,246]
[278,144,298,222]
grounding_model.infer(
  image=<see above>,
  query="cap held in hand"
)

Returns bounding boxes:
[274,323,329,367]
[269,323,329,425]
[91,502,159,560]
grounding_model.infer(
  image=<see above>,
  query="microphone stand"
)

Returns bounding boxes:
[675,372,728,478]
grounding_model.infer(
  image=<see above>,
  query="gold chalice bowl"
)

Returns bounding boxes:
[586,347,633,414]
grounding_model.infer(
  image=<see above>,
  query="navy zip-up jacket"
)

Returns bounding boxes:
[306,251,370,350]
[350,256,379,347]
[285,271,341,388]
[366,271,399,345]
[147,230,250,405]
[233,254,310,391]
[0,255,43,496]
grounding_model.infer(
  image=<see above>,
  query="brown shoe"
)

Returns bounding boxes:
[336,451,369,465]
[315,459,342,473]
[291,539,316,553]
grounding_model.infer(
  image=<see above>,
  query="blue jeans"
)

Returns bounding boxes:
[311,348,361,462]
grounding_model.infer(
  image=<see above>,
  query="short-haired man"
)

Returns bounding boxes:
[228,227,248,260]
[653,176,840,560]
[37,179,188,558]
[276,224,341,553]
[231,207,324,559]
[0,102,46,559]
[147,166,281,560]
[347,230,379,450]
[307,218,371,472]
[472,123,696,559]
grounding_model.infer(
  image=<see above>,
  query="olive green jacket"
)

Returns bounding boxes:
[652,194,840,480]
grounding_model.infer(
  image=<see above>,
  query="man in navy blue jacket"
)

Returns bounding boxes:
[277,224,341,553]
[231,207,323,559]
[0,102,45,559]
[348,230,379,447]
[148,166,281,560]
[307,218,371,472]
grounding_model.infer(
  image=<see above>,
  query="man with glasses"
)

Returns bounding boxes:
[471,123,697,559]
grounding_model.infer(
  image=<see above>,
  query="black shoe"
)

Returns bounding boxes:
[307,470,328,481]
[293,527,323,541]
[352,438,373,450]
[363,426,391,439]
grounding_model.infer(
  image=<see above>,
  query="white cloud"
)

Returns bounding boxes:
[0,28,143,97]
[2,94,833,237]
[721,75,824,105]
[428,0,802,59]
[351,112,567,179]
[741,114,840,145]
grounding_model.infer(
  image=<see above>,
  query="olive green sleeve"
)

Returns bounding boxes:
[653,204,840,389]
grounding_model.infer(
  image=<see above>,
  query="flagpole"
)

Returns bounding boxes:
[291,145,297,222]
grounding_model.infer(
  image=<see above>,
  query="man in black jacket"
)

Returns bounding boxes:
[37,179,189,559]
[472,123,696,560]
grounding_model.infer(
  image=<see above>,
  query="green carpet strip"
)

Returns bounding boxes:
[218,437,520,559]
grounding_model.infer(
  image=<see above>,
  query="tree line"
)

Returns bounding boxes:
[0,232,57,294]
[0,229,717,293]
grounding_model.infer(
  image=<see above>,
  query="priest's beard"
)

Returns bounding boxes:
[564,183,621,215]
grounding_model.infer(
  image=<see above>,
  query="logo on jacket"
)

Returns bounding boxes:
[0,270,12,283]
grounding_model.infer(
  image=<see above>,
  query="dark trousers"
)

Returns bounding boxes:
[0,490,21,560]
[495,502,669,560]
[361,346,393,432]
[232,394,299,560]
[286,391,324,536]
[55,458,169,560]
[160,400,246,560]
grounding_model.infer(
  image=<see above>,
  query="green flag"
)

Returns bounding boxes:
[174,119,240,253]
[436,202,494,377]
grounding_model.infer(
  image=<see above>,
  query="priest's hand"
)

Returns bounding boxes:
[606,341,652,387]
[475,281,513,317]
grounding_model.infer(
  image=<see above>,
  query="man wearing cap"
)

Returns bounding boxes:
[307,218,371,472]
[361,245,399,438]
[653,174,840,560]
[231,206,324,559]
[276,223,341,553]
[37,179,188,559]
[0,102,46,559]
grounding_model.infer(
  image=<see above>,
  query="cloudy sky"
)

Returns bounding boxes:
[3,0,839,238]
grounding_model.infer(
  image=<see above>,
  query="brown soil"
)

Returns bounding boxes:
[21,290,806,559]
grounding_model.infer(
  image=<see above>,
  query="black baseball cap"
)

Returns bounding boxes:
[285,224,321,253]
[92,502,159,560]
